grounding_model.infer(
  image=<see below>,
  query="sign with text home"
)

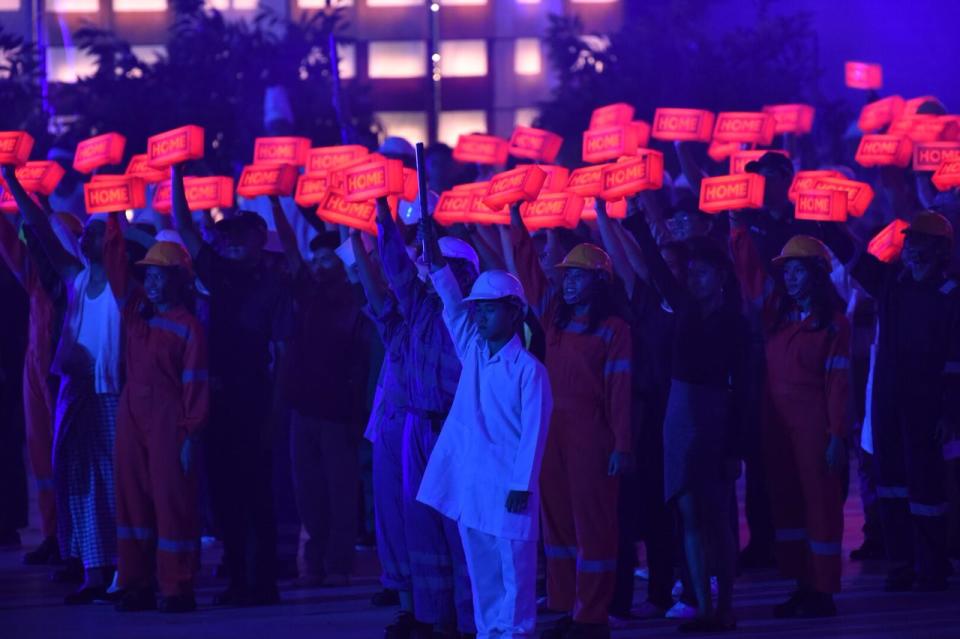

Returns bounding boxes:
[14,161,65,195]
[600,151,664,200]
[237,164,299,198]
[74,133,126,174]
[483,165,546,209]
[582,125,640,164]
[508,126,563,163]
[651,108,714,142]
[912,142,960,171]
[855,134,913,167]
[698,174,765,213]
[589,103,635,130]
[253,137,311,166]
[0,131,34,166]
[147,126,205,168]
[762,104,815,135]
[125,154,167,183]
[152,177,234,213]
[794,189,848,222]
[520,193,584,230]
[306,145,369,175]
[317,191,378,234]
[845,61,882,89]
[343,158,405,203]
[712,112,776,145]
[453,134,509,165]
[84,177,145,213]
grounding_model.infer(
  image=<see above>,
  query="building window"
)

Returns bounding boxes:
[113,0,167,10]
[336,43,356,80]
[376,111,428,145]
[0,0,20,10]
[47,46,98,83]
[48,0,98,11]
[205,0,258,9]
[438,111,486,146]
[367,0,423,7]
[440,0,486,5]
[515,108,538,128]
[515,0,539,3]
[298,0,354,7]
[570,0,617,3]
[369,41,427,79]
[131,45,165,64]
[439,40,487,78]
[514,38,541,76]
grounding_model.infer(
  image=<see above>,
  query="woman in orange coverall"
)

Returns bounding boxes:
[732,229,850,619]
[509,205,633,639]
[104,213,209,613]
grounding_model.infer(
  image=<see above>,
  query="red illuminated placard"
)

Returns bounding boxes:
[855,134,913,167]
[401,168,418,202]
[867,219,909,262]
[343,158,404,203]
[483,165,546,209]
[938,116,960,142]
[600,151,664,200]
[84,176,146,214]
[589,103,635,130]
[148,126,205,168]
[794,189,848,222]
[565,165,607,197]
[811,177,874,217]
[582,125,639,163]
[913,142,960,172]
[845,61,882,89]
[253,137,311,166]
[306,145,369,175]
[236,164,299,198]
[698,174,765,213]
[762,104,815,135]
[889,115,956,143]
[519,164,569,192]
[520,193,584,230]
[74,133,126,174]
[317,191,378,235]
[632,121,651,148]
[580,197,627,221]
[0,188,17,213]
[858,96,905,132]
[651,108,714,142]
[0,131,34,166]
[434,191,475,226]
[788,170,842,202]
[153,177,234,213]
[453,134,509,165]
[14,161,65,195]
[712,112,776,145]
[902,95,940,118]
[294,174,329,207]
[932,158,960,191]
[729,149,790,175]
[125,154,167,184]
[508,126,563,163]
[452,181,489,194]
[707,140,742,163]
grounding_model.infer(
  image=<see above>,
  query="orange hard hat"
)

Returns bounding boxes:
[902,211,954,246]
[772,235,833,272]
[556,243,613,275]
[136,241,193,273]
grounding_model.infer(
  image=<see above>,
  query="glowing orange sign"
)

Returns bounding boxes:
[434,191,475,226]
[888,115,956,143]
[483,165,546,209]
[600,151,664,200]
[582,124,639,163]
[253,137,311,166]
[762,104,815,135]
[565,164,607,197]
[236,164,299,198]
[453,134,509,165]
[508,126,563,163]
[317,191,378,235]
[913,142,960,171]
[788,170,842,202]
[855,134,913,167]
[729,149,790,175]
[74,133,126,174]
[698,174,765,213]
[152,177,234,213]
[148,126,205,168]
[651,108,714,142]
[867,219,909,262]
[589,103,635,130]
[902,95,940,118]
[932,159,960,191]
[520,164,569,192]
[84,176,146,214]
[794,189,848,222]
[580,197,627,221]
[811,177,874,217]
[520,193,584,230]
[306,145,369,175]
[125,154,167,184]
[343,158,405,203]
[14,161,65,195]
[712,112,776,145]
[707,140,742,163]
[294,175,329,207]
[0,188,17,213]
[858,96,905,132]
[845,61,882,89]
[0,131,34,166]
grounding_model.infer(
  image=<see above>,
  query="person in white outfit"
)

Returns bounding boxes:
[417,220,553,639]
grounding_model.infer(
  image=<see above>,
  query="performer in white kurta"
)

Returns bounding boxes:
[418,255,553,639]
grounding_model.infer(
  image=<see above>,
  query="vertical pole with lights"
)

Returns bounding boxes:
[427,1,441,144]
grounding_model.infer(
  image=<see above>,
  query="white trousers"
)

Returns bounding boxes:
[458,523,537,639]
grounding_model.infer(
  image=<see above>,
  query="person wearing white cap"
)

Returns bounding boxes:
[417,213,553,639]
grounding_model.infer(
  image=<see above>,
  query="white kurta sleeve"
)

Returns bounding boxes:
[430,264,478,361]
[509,362,553,492]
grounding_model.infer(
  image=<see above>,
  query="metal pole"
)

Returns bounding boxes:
[33,0,52,120]
[426,1,440,144]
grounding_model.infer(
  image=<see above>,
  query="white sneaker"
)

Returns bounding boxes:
[671,579,683,598]
[634,566,650,580]
[665,600,697,620]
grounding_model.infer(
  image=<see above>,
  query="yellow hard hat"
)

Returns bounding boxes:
[771,235,832,272]
[556,243,613,275]
[902,211,954,246]
[136,241,193,273]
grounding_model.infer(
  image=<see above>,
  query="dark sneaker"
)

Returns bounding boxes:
[24,537,61,566]
[796,591,836,618]
[64,586,108,605]
[540,615,573,638]
[773,590,807,619]
[158,594,197,613]
[384,611,416,639]
[115,588,157,612]
[849,539,885,561]
[372,588,401,607]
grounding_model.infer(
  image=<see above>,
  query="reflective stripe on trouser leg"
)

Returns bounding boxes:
[539,431,576,614]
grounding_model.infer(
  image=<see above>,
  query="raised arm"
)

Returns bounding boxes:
[510,363,553,493]
[1,165,82,282]
[0,213,30,287]
[421,208,475,359]
[595,199,636,299]
[819,221,888,300]
[674,141,706,197]
[104,212,133,308]
[376,197,426,320]
[622,202,686,312]
[729,214,772,316]
[469,223,506,271]
[351,230,389,317]
[295,202,327,235]
[269,195,303,275]
[170,164,204,260]
[509,203,551,318]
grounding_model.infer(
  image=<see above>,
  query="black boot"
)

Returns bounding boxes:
[773,588,809,619]
[796,591,836,618]
[24,536,61,566]
[384,612,417,639]
[115,588,157,612]
[849,538,885,561]
[372,588,401,607]
[158,594,197,613]
[50,558,84,584]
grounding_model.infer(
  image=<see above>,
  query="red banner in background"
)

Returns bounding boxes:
[699,174,765,213]
[453,134,509,165]
[589,103,635,130]
[651,108,714,142]
[712,112,776,145]
[148,126,205,168]
[508,126,564,163]
[253,137,311,166]
[306,145,369,175]
[74,133,126,174]
[762,104,815,135]
[845,61,882,89]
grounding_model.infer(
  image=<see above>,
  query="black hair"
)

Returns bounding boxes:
[554,271,628,334]
[685,235,742,312]
[309,231,341,253]
[771,257,845,333]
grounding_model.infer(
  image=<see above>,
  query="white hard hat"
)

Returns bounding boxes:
[463,269,527,313]
[439,236,479,274]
